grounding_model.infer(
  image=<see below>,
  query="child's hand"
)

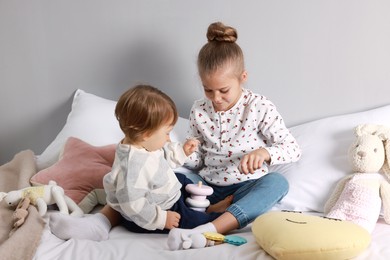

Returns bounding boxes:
[239,148,271,174]
[183,138,200,156]
[165,210,181,229]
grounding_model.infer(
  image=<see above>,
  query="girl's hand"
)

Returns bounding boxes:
[183,138,200,156]
[165,211,181,229]
[239,148,271,175]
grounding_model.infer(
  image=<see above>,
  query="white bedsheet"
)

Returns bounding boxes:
[354,218,390,260]
[33,211,390,260]
[33,211,272,260]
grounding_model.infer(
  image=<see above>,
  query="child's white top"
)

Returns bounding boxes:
[185,88,301,186]
[103,142,186,230]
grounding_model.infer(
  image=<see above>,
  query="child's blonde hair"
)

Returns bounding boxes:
[115,85,178,143]
[197,22,245,79]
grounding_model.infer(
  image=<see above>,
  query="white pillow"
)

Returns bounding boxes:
[272,104,390,213]
[36,89,190,171]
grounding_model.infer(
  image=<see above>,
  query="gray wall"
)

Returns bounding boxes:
[1,0,390,165]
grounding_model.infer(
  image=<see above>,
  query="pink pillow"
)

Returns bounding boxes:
[31,137,116,212]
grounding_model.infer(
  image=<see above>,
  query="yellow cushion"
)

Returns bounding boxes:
[252,211,371,260]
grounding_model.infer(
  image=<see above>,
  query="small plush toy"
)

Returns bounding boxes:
[9,197,31,237]
[13,197,31,227]
[181,232,247,249]
[324,124,390,232]
[3,180,83,217]
[182,233,212,249]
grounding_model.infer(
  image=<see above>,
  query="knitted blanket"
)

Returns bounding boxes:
[0,150,45,260]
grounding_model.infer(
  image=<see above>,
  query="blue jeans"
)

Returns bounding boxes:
[179,171,289,228]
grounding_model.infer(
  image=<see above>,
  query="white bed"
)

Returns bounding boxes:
[34,214,390,260]
[24,89,390,260]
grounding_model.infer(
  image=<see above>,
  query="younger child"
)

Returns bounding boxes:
[49,85,221,240]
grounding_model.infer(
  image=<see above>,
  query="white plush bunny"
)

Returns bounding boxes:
[324,124,390,233]
[2,180,83,217]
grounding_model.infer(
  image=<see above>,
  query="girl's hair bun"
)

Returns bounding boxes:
[206,22,237,43]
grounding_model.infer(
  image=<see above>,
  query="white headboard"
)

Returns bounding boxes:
[1,0,389,164]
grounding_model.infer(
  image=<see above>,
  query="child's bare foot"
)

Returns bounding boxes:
[206,195,233,213]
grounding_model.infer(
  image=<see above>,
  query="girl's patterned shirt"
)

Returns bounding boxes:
[185,88,301,186]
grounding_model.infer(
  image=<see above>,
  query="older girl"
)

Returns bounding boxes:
[167,22,301,250]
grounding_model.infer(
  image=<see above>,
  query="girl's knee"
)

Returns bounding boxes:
[267,172,289,193]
